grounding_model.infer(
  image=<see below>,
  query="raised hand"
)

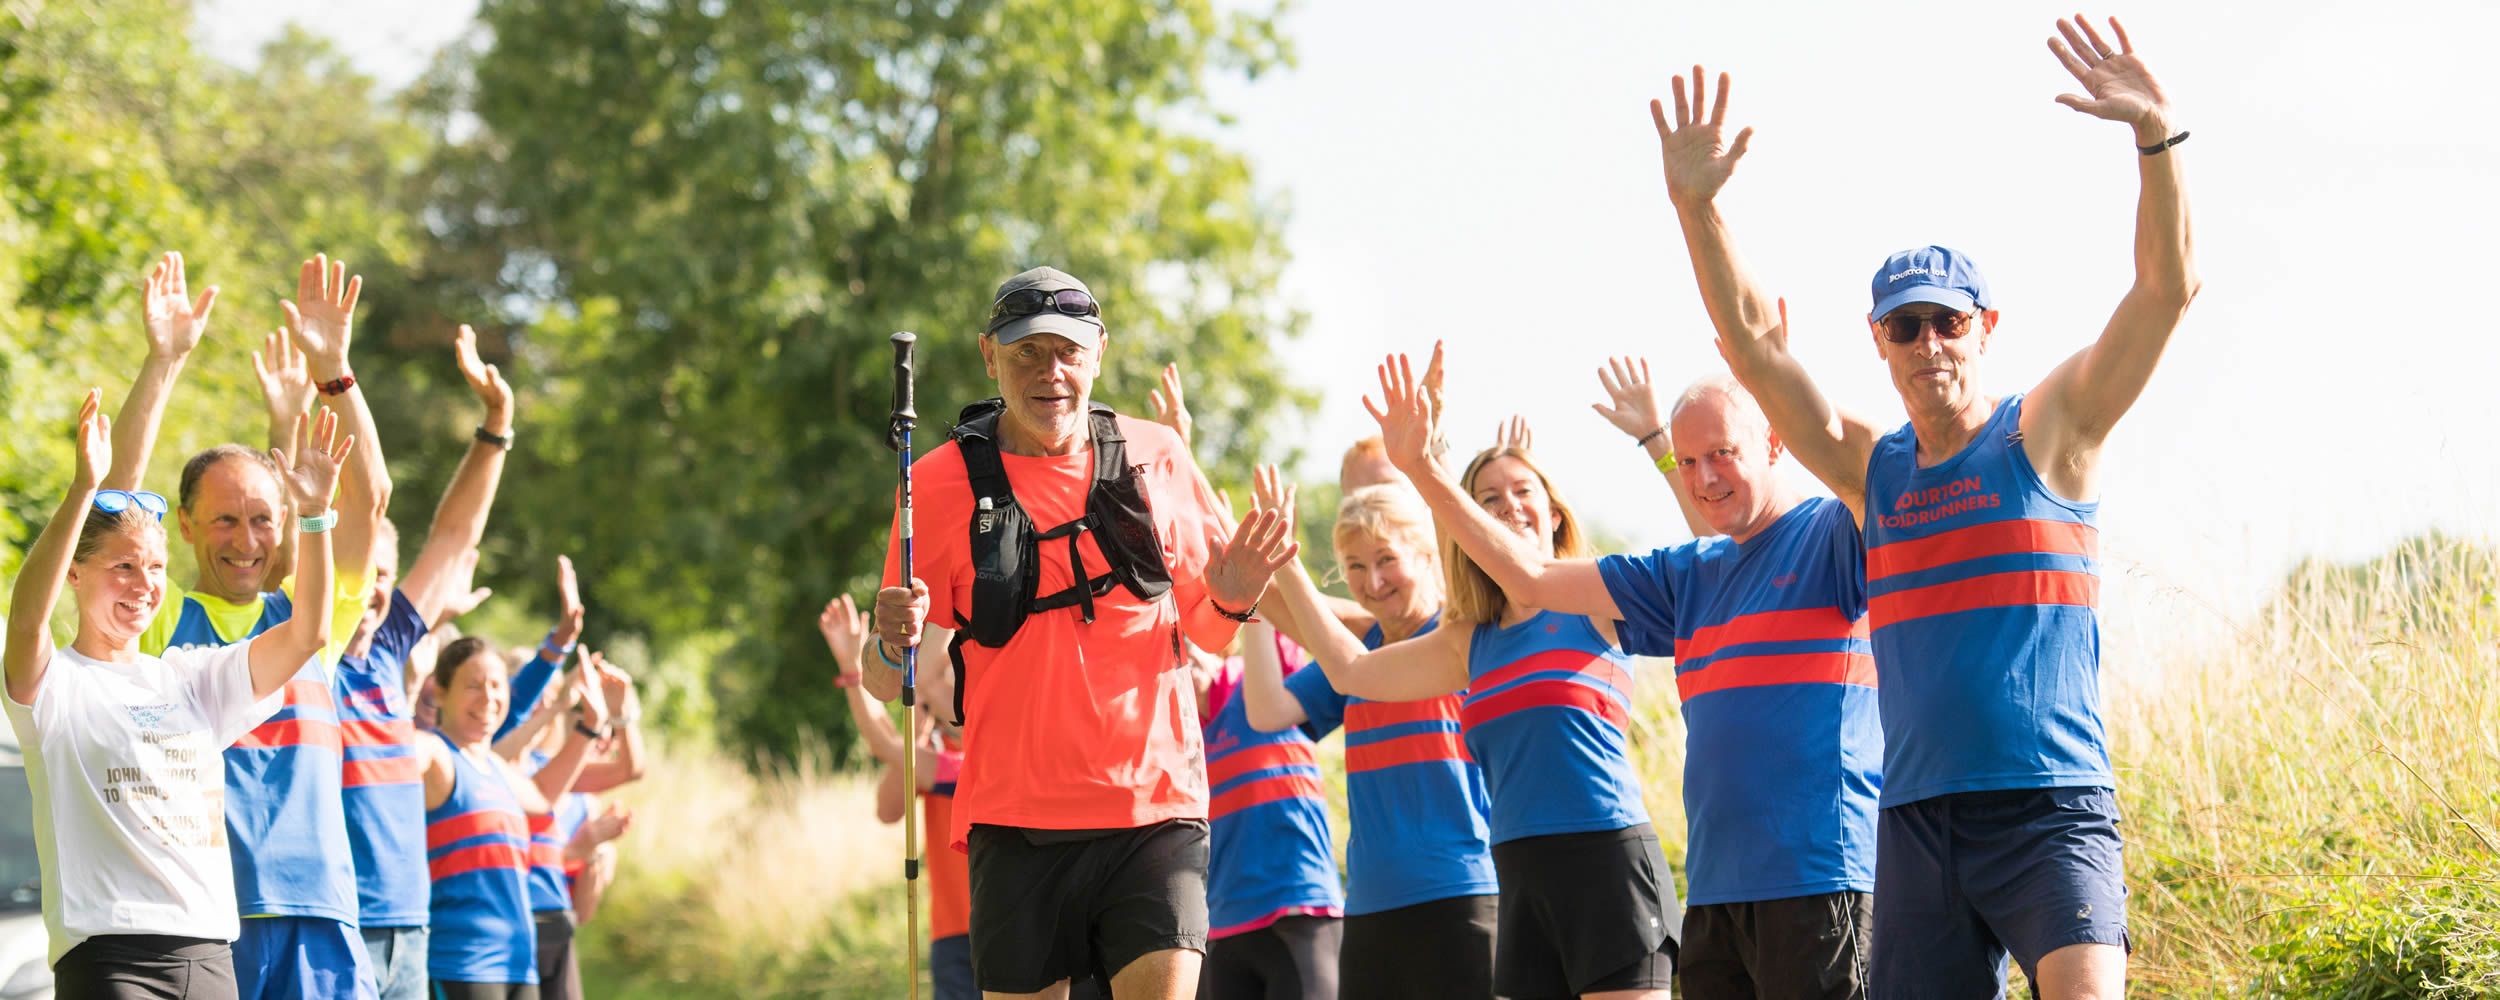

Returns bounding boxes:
[591,651,634,716]
[280,253,362,378]
[572,648,611,732]
[551,554,586,649]
[453,325,514,426]
[1419,340,1447,425]
[72,389,110,493]
[141,251,219,359]
[435,548,494,623]
[1360,352,1437,475]
[1650,66,1755,207]
[1251,464,1298,539]
[1204,507,1301,611]
[1591,356,1667,441]
[1496,415,1535,453]
[252,326,315,426]
[2048,15,2173,139]
[270,408,354,515]
[1148,363,1193,447]
[577,803,633,847]
[820,594,870,685]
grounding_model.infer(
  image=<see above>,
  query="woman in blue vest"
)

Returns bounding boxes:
[1269,356,1680,1000]
[419,637,606,1000]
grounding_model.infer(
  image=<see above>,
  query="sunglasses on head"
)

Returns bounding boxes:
[93,490,169,520]
[988,287,1100,332]
[1879,310,1978,344]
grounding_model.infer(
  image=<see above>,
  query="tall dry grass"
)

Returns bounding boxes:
[578,537,2498,998]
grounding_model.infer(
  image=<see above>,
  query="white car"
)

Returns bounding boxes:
[0,731,49,1000]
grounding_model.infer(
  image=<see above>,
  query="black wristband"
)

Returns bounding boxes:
[2137,130,2189,155]
[475,426,511,449]
[1634,427,1667,449]
[574,721,609,741]
[1211,599,1258,623]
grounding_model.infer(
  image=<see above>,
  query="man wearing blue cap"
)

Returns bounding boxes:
[1646,14,2196,1000]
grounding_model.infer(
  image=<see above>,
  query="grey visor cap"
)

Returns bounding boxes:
[987,266,1107,345]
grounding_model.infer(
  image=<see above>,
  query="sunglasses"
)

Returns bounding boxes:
[988,287,1100,332]
[93,490,169,520]
[1878,310,1978,344]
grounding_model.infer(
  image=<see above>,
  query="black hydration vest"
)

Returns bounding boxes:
[945,398,1174,723]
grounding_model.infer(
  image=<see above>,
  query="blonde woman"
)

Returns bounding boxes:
[1268,356,1679,1000]
[5,392,353,998]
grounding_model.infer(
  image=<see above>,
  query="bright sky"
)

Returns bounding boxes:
[204,1,2500,664]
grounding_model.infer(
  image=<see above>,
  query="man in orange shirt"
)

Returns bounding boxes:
[869,266,1297,1000]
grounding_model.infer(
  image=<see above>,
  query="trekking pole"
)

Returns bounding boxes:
[886,330,921,1000]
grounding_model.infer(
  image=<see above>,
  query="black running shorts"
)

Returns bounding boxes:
[1339,893,1498,1000]
[968,819,1211,994]
[1489,823,1681,1000]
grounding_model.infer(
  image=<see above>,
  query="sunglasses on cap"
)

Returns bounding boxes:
[988,287,1100,332]
[93,490,169,521]
[1878,310,1979,344]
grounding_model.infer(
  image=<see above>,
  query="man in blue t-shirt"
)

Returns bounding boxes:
[1373,362,1882,999]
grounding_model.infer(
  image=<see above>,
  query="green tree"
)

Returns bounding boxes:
[396,0,1310,763]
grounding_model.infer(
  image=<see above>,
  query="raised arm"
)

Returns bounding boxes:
[570,654,646,794]
[283,255,388,584]
[1238,471,1313,733]
[250,327,316,588]
[1592,356,1714,538]
[1178,504,1301,657]
[402,326,517,624]
[1654,68,1885,522]
[826,594,909,766]
[1365,354,1625,622]
[6,392,110,706]
[104,253,219,491]
[246,409,355,699]
[1147,362,1194,450]
[497,555,584,743]
[520,666,609,813]
[1269,541,1470,702]
[2021,15,2199,499]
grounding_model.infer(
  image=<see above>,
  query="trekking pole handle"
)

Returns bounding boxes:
[887,332,918,450]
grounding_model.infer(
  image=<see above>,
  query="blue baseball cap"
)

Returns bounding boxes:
[1869,246,1992,319]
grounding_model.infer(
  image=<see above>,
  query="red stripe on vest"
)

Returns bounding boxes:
[427,809,531,850]
[230,717,343,751]
[342,755,422,788]
[528,842,564,869]
[1344,694,1463,731]
[1869,570,2099,629]
[1209,774,1325,819]
[1346,731,1471,773]
[340,718,411,749]
[1675,651,1878,702]
[1207,741,1317,788]
[428,842,530,881]
[1867,518,2098,582]
[1468,649,1631,701]
[1673,607,1866,665]
[1460,679,1628,733]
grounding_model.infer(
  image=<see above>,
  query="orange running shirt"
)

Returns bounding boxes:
[883,415,1236,851]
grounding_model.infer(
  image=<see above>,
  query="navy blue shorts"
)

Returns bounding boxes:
[1869,786,2129,999]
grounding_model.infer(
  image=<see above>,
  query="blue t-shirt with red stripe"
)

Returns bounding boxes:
[154,592,360,923]
[1459,611,1647,844]
[1598,497,1883,905]
[1203,658,1343,938]
[1284,616,1499,915]
[335,589,432,928]
[520,749,592,914]
[1862,393,2108,807]
[425,731,538,984]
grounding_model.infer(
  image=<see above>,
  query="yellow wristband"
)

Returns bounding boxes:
[1653,452,1678,474]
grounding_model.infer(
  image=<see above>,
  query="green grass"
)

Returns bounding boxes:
[578,537,2499,998]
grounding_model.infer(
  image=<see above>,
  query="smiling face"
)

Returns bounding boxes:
[1670,390,1791,542]
[1871,304,1999,416]
[177,455,285,602]
[1334,527,1440,632]
[1469,455,1561,559]
[980,329,1105,454]
[434,646,510,747]
[68,517,170,650]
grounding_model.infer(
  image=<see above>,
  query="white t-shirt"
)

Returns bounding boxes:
[2,641,272,967]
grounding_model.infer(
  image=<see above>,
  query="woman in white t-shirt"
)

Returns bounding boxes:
[3,390,356,998]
